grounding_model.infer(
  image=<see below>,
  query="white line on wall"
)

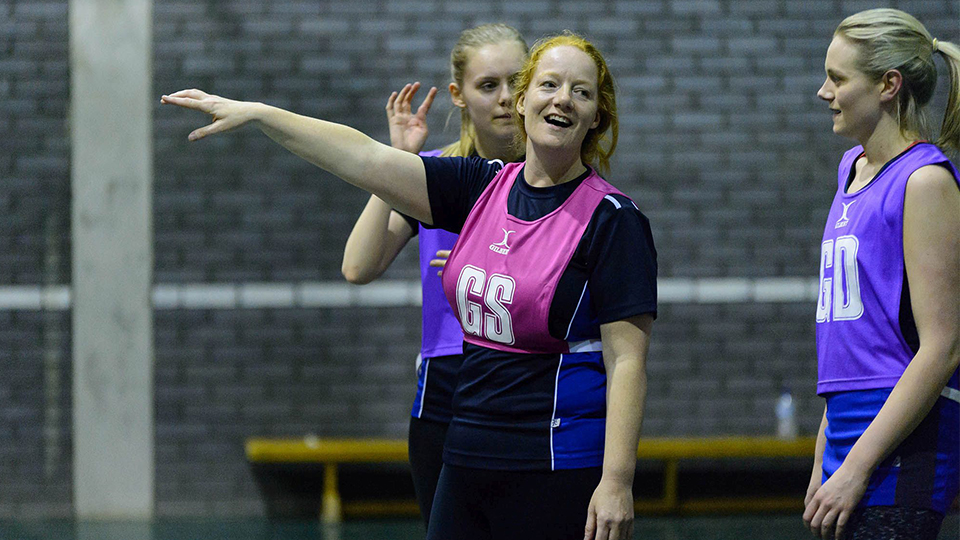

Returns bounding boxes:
[0,278,819,311]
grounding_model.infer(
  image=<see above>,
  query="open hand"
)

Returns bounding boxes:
[386,82,438,153]
[161,89,258,141]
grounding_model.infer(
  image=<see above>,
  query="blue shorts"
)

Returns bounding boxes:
[822,388,959,513]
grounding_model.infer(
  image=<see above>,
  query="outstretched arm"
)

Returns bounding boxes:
[161,89,434,224]
[342,83,438,283]
[803,165,960,540]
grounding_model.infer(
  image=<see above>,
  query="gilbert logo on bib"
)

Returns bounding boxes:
[835,200,856,229]
[489,228,515,255]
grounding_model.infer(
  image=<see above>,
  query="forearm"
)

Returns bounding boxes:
[601,355,646,486]
[842,344,959,474]
[813,406,828,469]
[342,196,395,284]
[253,103,432,223]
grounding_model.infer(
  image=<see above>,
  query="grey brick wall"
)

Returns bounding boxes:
[1,0,73,518]
[2,0,957,518]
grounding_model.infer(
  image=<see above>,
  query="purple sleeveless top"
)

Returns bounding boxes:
[441,162,622,354]
[816,143,960,394]
[418,149,464,359]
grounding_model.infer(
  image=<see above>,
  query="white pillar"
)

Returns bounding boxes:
[70,0,154,519]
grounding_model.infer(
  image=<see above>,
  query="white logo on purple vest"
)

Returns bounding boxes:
[835,200,856,229]
[489,228,515,255]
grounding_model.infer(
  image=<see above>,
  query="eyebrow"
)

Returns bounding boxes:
[536,70,596,87]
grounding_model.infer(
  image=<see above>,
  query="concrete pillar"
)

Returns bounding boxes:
[70,0,154,519]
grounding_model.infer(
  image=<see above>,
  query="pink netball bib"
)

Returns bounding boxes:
[441,162,618,354]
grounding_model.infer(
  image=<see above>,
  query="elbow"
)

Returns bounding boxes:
[341,262,379,285]
[341,264,372,285]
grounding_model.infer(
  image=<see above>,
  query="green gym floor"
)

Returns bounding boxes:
[2,514,957,540]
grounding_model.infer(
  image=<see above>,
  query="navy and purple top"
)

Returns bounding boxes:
[408,149,464,423]
[423,156,657,471]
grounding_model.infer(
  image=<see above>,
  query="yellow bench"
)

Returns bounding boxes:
[245,436,817,523]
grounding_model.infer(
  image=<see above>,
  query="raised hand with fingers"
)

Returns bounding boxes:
[161,89,260,141]
[386,82,438,154]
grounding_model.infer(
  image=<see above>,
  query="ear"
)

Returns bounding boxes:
[591,110,601,130]
[878,69,903,104]
[516,94,525,116]
[449,82,466,109]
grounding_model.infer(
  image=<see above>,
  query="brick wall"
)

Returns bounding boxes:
[1,0,957,517]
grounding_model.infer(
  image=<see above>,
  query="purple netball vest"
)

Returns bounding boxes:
[417,149,463,359]
[816,142,960,394]
[441,162,620,354]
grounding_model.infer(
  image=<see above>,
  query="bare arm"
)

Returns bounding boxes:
[803,164,960,540]
[804,407,828,507]
[341,83,438,283]
[161,89,433,224]
[585,314,653,540]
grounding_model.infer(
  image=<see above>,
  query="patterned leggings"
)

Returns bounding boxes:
[847,506,944,540]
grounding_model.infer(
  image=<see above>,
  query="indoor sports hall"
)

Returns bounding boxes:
[2,0,957,538]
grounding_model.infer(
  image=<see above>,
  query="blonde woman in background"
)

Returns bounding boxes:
[341,23,527,528]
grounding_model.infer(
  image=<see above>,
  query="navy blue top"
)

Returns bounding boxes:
[421,156,658,470]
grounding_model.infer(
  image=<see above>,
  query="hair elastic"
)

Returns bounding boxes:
[932,38,939,52]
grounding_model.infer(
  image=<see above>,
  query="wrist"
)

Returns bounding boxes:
[600,468,635,489]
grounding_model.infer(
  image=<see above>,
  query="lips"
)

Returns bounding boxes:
[545,113,572,128]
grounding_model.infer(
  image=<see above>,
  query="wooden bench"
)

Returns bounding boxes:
[246,435,817,523]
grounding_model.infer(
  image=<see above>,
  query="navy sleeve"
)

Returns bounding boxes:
[421,156,504,233]
[586,194,658,323]
[398,211,420,236]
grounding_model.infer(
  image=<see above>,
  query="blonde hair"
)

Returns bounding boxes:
[511,31,618,175]
[439,23,527,158]
[836,8,960,152]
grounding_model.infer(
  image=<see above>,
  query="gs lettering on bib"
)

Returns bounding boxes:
[441,163,620,354]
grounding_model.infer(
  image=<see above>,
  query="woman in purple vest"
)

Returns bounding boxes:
[163,31,655,540]
[340,23,527,528]
[804,9,960,540]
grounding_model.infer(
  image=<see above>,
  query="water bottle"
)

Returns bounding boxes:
[775,387,798,439]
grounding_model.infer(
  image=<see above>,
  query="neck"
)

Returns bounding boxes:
[522,143,587,187]
[475,133,519,162]
[859,114,915,166]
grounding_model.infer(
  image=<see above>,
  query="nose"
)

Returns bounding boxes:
[553,85,573,109]
[817,79,832,102]
[498,83,511,106]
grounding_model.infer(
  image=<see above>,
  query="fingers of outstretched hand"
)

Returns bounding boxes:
[428,258,447,268]
[188,119,227,141]
[165,88,208,100]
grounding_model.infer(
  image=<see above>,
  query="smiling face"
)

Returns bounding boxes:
[451,41,527,156]
[516,45,601,160]
[817,36,885,141]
